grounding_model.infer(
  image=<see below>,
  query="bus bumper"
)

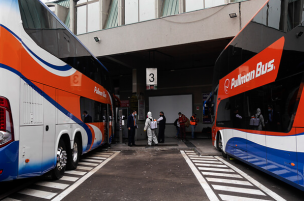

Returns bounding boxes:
[0,141,19,182]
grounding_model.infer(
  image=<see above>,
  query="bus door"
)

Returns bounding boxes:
[107,104,113,144]
[102,106,108,145]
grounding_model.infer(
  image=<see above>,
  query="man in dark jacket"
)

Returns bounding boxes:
[127,110,137,146]
[157,111,166,143]
[83,111,92,123]
[178,112,187,141]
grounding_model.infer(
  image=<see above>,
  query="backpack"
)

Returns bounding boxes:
[185,117,190,128]
[249,115,260,126]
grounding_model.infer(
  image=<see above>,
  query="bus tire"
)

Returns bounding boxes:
[52,139,67,180]
[67,137,80,170]
[217,132,227,157]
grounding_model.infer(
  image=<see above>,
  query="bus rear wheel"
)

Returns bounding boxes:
[67,137,80,170]
[52,139,67,180]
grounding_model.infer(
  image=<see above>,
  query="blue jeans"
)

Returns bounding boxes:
[176,127,180,137]
[191,125,196,138]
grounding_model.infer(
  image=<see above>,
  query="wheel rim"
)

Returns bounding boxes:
[56,146,67,171]
[72,142,78,162]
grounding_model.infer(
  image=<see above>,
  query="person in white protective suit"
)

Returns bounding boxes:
[144,111,158,146]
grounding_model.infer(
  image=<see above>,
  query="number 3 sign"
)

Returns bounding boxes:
[146,68,157,86]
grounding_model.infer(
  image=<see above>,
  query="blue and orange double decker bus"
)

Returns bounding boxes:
[212,0,304,191]
[0,0,114,181]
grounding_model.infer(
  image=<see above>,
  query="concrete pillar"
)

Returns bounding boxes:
[100,0,112,29]
[155,0,163,18]
[132,69,137,93]
[179,0,185,14]
[279,0,289,32]
[55,4,69,23]
[69,0,76,34]
[118,0,125,26]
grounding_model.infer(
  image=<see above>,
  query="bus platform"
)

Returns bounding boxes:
[110,138,222,156]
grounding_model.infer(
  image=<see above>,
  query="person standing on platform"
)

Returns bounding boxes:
[178,112,187,141]
[174,118,180,138]
[190,113,199,139]
[157,111,166,143]
[144,111,158,146]
[127,110,137,147]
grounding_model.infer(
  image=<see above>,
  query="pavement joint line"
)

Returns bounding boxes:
[215,156,286,201]
[181,150,219,201]
[51,151,120,201]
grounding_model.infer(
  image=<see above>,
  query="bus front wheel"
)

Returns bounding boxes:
[52,139,67,180]
[217,133,227,158]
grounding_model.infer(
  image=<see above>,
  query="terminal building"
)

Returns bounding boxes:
[46,0,269,139]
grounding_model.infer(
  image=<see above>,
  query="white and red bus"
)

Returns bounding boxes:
[212,0,304,191]
[0,0,114,181]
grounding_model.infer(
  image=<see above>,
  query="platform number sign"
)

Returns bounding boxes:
[146,68,157,90]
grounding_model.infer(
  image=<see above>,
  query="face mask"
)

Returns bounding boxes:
[135,114,137,116]
[268,109,271,112]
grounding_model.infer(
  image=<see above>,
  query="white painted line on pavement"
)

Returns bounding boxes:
[81,159,103,163]
[190,158,217,161]
[219,194,273,201]
[52,151,120,201]
[87,156,107,160]
[212,185,265,196]
[206,178,252,186]
[93,154,111,157]
[201,172,242,178]
[78,162,98,166]
[215,156,286,201]
[180,150,219,201]
[35,181,69,190]
[77,166,93,171]
[187,155,214,158]
[2,198,21,201]
[185,151,194,152]
[19,189,57,199]
[59,176,79,182]
[198,167,234,172]
[192,160,222,164]
[195,163,227,168]
[65,170,87,176]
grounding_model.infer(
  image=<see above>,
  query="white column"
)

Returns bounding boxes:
[69,0,76,34]
[100,0,112,29]
[118,0,125,26]
[155,0,163,18]
[179,0,185,14]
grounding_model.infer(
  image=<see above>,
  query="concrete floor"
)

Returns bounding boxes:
[63,149,209,201]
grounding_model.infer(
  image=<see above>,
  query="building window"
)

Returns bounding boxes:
[162,0,179,17]
[76,0,100,35]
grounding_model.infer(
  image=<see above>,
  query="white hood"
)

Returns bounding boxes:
[147,111,152,119]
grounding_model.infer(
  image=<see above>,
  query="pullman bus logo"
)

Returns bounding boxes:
[223,59,276,94]
[94,87,107,98]
[224,79,230,94]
